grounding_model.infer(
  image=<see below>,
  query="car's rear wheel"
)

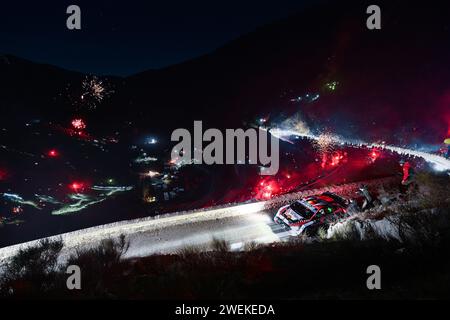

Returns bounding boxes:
[305,224,321,237]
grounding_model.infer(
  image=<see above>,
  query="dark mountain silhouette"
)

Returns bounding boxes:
[2,0,450,144]
[0,55,83,121]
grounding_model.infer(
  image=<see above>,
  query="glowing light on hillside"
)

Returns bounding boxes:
[325,81,339,91]
[47,149,59,158]
[369,149,380,162]
[69,181,86,193]
[12,207,23,214]
[142,171,160,178]
[321,151,347,168]
[256,179,280,200]
[0,169,7,180]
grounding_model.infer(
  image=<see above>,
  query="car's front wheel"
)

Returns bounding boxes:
[304,223,321,237]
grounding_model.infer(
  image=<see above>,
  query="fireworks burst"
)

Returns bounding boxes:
[80,76,113,109]
[313,131,336,153]
[71,118,87,130]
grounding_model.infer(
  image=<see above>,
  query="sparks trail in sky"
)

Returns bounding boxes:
[64,76,114,110]
[369,149,381,163]
[81,76,113,109]
[313,132,337,154]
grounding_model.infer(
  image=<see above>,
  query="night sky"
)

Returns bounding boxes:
[0,0,315,76]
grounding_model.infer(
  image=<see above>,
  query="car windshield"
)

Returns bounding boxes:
[289,201,315,219]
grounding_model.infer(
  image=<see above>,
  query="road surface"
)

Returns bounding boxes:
[0,177,396,263]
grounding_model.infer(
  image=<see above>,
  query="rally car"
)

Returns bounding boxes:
[274,192,349,236]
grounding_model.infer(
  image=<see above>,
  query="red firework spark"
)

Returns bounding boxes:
[256,179,280,200]
[369,149,380,162]
[321,151,347,168]
[71,118,87,130]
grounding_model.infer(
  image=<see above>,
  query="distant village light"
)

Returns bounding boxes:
[144,171,159,178]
